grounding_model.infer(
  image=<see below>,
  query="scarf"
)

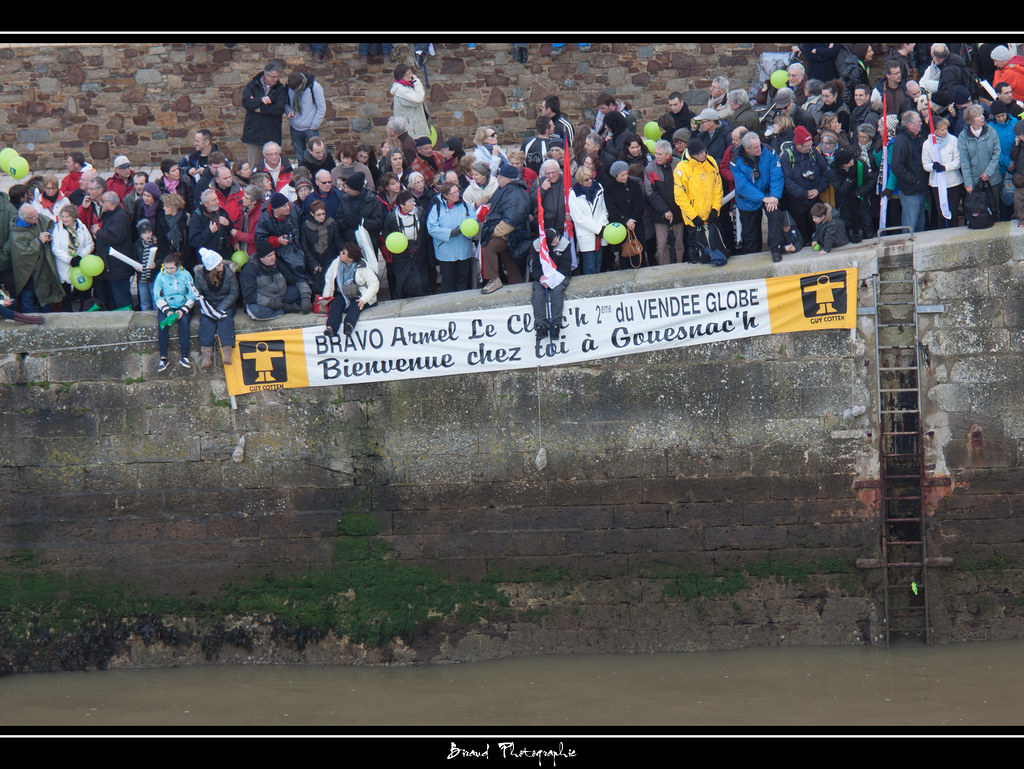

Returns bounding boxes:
[572,181,600,204]
[163,176,179,194]
[291,73,308,115]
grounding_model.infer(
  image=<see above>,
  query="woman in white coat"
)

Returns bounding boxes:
[322,241,380,337]
[390,64,430,141]
[50,203,95,309]
[921,116,964,227]
[568,166,609,274]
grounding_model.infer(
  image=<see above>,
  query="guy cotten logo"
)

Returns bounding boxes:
[799,271,848,319]
[239,339,288,389]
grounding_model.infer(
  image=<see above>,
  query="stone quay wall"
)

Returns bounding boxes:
[3,227,1024,659]
[0,40,784,172]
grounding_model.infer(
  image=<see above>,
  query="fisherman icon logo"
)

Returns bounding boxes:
[240,339,287,387]
[800,271,847,318]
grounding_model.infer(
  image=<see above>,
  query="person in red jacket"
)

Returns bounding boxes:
[992,46,1024,105]
[105,156,134,201]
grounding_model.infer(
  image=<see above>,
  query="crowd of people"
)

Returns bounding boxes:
[2,43,1022,363]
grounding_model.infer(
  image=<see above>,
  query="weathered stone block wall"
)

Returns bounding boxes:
[915,226,1024,641]
[4,225,1024,652]
[0,40,784,172]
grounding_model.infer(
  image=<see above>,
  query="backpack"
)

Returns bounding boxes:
[964,184,994,229]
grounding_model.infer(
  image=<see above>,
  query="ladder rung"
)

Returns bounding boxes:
[880,409,920,414]
[880,388,919,393]
[879,366,919,371]
[886,561,924,567]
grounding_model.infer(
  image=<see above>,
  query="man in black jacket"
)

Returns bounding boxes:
[334,172,385,247]
[93,191,136,310]
[891,110,929,233]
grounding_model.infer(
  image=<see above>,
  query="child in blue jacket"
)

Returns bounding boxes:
[152,251,196,371]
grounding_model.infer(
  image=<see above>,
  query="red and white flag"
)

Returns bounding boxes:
[537,187,565,289]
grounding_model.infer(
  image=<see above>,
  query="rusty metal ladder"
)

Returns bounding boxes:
[869,228,941,644]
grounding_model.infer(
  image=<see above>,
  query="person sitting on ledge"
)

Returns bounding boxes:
[321,241,379,337]
[240,240,313,321]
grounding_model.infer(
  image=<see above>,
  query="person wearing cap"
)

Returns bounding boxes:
[152,251,195,371]
[411,136,445,191]
[479,163,530,293]
[240,240,313,320]
[255,191,310,280]
[773,88,818,138]
[673,138,723,264]
[691,108,732,164]
[106,156,134,202]
[780,124,830,241]
[286,69,326,166]
[193,247,239,370]
[242,60,289,168]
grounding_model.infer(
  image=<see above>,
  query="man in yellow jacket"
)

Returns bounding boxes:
[673,138,724,264]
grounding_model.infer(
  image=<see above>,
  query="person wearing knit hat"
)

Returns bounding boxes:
[780,121,829,241]
[992,46,1024,106]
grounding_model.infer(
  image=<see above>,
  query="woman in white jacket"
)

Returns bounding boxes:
[50,203,95,308]
[390,64,430,141]
[921,116,965,227]
[322,241,380,337]
[568,166,609,274]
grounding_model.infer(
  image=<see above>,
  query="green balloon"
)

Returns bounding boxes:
[770,70,789,89]
[385,231,409,254]
[231,249,248,268]
[643,138,657,155]
[79,253,105,277]
[70,266,93,291]
[8,155,28,179]
[643,121,661,141]
[0,148,17,169]
[429,125,438,147]
[460,218,479,238]
[603,222,627,245]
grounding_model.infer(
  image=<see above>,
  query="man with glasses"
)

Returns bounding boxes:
[242,60,288,167]
[305,169,342,219]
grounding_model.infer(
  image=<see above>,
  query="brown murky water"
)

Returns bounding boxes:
[2,640,1022,728]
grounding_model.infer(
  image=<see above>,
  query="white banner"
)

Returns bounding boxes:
[224,269,857,396]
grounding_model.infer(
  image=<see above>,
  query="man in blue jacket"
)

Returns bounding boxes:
[780,125,830,242]
[731,132,788,261]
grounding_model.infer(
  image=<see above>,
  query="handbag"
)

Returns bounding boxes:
[620,225,644,268]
